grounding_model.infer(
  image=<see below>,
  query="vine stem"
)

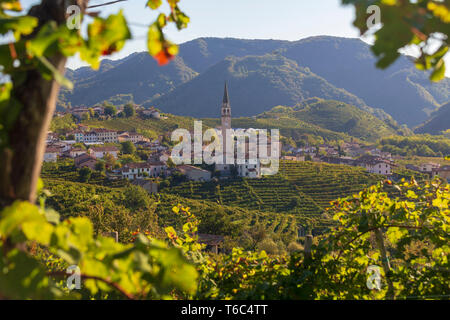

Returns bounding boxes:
[335,224,423,260]
[47,271,136,300]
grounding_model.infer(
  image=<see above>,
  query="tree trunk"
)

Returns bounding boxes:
[0,0,88,206]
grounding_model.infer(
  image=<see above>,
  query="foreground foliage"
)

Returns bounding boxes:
[0,178,447,299]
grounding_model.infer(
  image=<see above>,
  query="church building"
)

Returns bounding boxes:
[215,82,261,178]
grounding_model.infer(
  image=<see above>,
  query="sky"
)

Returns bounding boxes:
[23,0,450,76]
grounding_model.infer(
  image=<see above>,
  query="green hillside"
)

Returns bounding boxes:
[262,99,405,141]
[83,112,352,145]
[84,114,206,139]
[414,101,450,135]
[42,176,301,248]
[201,98,406,143]
[379,135,450,157]
[163,161,380,218]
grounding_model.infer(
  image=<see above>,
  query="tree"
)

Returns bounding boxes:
[78,167,92,182]
[95,161,106,172]
[124,103,135,117]
[104,104,117,117]
[121,141,136,155]
[82,112,90,121]
[123,185,151,211]
[343,0,449,81]
[104,153,116,168]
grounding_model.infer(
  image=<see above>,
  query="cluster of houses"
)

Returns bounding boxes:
[281,141,395,175]
[47,86,449,188]
[44,123,214,186]
[406,162,450,181]
[282,141,450,181]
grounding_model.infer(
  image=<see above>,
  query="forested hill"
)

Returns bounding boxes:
[60,36,450,127]
[414,102,450,135]
[258,99,407,141]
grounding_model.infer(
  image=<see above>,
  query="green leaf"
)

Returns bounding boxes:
[35,55,73,90]
[147,0,162,9]
[430,59,446,82]
[0,15,37,39]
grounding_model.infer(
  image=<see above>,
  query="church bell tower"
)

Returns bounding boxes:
[221,82,231,131]
[221,82,232,165]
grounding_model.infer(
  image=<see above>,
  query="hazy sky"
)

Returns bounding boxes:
[24,0,450,76]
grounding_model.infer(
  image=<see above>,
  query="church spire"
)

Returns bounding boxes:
[223,82,229,104]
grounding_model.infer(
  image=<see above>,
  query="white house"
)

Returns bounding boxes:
[432,165,450,182]
[69,148,87,158]
[356,159,393,175]
[44,147,59,162]
[89,146,119,159]
[236,159,261,178]
[419,162,440,173]
[121,161,167,180]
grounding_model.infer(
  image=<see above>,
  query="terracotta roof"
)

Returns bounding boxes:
[45,147,60,153]
[92,128,116,133]
[90,146,118,152]
[123,162,154,169]
[178,165,209,173]
[198,234,224,246]
[75,154,96,166]
[433,165,450,172]
[147,161,166,166]
[75,153,94,161]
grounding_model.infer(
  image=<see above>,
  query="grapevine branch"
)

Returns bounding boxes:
[87,0,128,8]
[47,271,135,300]
[334,224,424,261]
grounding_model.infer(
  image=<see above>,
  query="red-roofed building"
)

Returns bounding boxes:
[89,146,119,159]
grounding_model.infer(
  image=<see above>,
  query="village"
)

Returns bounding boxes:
[44,86,450,195]
[281,141,449,180]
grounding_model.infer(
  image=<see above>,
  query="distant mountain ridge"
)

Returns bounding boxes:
[60,36,450,127]
[148,54,369,118]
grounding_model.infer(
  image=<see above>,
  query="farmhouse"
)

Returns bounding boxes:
[121,161,167,180]
[419,162,440,173]
[69,148,87,158]
[44,147,60,162]
[118,132,149,143]
[177,165,212,181]
[89,146,119,159]
[74,154,97,170]
[432,165,450,182]
[354,155,393,175]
